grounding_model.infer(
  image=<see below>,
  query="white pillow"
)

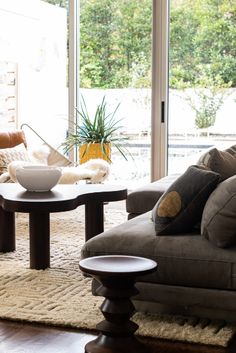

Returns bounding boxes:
[0,143,31,174]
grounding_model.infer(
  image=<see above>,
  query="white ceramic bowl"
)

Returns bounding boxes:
[15,165,62,192]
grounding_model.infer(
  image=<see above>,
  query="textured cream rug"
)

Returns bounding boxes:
[0,206,235,347]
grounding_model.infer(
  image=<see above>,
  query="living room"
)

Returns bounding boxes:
[0,0,236,352]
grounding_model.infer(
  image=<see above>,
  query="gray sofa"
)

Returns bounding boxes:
[81,173,236,321]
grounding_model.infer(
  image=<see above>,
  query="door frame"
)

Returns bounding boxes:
[151,0,168,181]
[68,0,80,162]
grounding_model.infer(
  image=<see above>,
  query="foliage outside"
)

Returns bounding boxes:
[184,76,232,129]
[45,0,236,130]
[63,96,131,161]
[44,0,235,89]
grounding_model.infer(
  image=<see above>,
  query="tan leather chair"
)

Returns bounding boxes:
[0,130,27,149]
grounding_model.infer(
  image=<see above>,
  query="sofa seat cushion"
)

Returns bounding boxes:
[126,174,179,216]
[81,212,236,290]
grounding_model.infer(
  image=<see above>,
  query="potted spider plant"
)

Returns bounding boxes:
[63,95,131,164]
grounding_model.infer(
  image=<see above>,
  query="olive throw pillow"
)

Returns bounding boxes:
[152,166,220,235]
[201,175,236,248]
[197,147,236,181]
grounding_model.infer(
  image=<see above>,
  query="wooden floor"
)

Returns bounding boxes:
[0,320,236,353]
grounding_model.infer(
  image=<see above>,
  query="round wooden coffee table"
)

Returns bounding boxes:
[79,255,157,353]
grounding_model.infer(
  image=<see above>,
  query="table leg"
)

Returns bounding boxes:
[29,212,50,270]
[85,202,104,241]
[0,207,15,252]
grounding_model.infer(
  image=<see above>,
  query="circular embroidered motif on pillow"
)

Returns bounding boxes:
[157,191,182,217]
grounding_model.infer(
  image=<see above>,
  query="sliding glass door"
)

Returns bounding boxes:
[79,0,153,188]
[168,0,236,175]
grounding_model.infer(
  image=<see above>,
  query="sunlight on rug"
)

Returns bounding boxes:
[0,205,235,347]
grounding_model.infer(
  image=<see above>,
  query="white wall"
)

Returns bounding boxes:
[0,0,68,148]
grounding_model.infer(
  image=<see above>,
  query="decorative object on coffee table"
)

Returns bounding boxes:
[79,255,157,353]
[15,165,62,192]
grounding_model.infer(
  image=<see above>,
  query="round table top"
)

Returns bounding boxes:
[79,255,157,277]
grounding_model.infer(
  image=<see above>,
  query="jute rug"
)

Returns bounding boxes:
[0,205,235,347]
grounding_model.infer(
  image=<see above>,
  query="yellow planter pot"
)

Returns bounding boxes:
[79,143,111,164]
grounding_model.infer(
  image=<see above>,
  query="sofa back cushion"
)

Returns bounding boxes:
[201,175,236,248]
[126,174,179,218]
[197,147,236,181]
[225,144,236,157]
[152,165,220,235]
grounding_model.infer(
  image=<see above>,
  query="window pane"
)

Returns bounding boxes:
[79,0,152,188]
[168,0,236,174]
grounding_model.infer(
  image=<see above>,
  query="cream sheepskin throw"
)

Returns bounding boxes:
[59,159,110,184]
[7,158,110,184]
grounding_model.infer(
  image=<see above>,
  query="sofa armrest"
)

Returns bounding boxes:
[126,174,179,217]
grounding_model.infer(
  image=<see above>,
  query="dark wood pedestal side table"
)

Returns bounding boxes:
[79,255,157,353]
